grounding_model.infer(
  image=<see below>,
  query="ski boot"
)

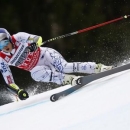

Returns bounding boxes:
[63,74,81,86]
[95,63,113,73]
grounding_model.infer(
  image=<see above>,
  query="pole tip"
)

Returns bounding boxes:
[124,15,128,18]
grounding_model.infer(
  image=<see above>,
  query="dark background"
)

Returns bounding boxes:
[0,0,130,105]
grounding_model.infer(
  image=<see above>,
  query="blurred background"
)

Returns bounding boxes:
[0,0,130,105]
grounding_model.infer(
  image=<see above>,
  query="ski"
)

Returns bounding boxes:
[50,63,130,102]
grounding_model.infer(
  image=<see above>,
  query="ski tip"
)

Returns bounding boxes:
[50,94,57,102]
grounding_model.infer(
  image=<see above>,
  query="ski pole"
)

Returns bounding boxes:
[42,15,130,45]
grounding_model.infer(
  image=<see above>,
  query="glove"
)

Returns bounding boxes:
[28,42,38,52]
[28,36,43,52]
[18,89,29,100]
[9,83,29,100]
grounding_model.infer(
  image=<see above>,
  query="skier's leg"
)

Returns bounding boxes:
[38,47,112,74]
[30,65,64,85]
[34,48,77,85]
[63,62,113,74]
[61,62,113,85]
[36,47,112,85]
[38,47,94,73]
[63,62,96,74]
[30,65,78,86]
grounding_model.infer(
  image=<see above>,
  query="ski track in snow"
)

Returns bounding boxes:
[0,70,130,130]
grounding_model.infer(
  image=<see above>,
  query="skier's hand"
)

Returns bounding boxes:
[28,42,38,52]
[18,89,29,100]
[28,37,43,52]
[8,83,29,100]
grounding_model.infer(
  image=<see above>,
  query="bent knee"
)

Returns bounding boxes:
[30,66,52,82]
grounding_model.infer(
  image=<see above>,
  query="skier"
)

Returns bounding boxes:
[0,28,112,100]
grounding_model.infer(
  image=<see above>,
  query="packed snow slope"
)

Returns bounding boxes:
[0,69,130,130]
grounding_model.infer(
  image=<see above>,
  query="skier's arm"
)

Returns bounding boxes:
[13,32,43,52]
[0,58,29,100]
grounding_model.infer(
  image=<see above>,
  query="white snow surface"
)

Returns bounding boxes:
[0,70,130,130]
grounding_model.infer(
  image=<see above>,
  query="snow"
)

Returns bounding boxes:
[0,70,130,130]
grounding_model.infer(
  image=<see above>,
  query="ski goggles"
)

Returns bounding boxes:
[0,39,10,50]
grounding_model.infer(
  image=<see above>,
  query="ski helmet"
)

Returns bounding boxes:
[0,28,11,50]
